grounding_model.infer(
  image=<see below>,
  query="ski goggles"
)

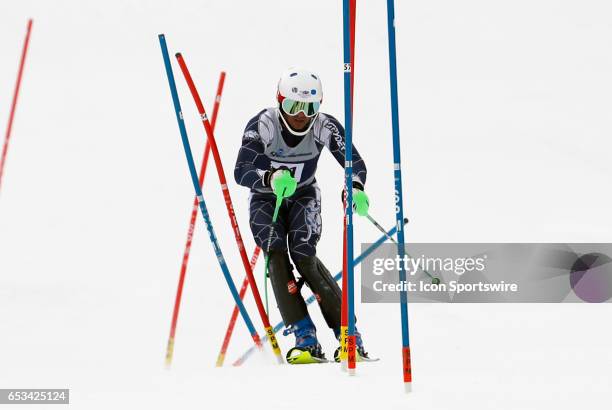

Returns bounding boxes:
[280,97,321,117]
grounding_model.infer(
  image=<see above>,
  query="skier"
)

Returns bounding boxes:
[234,68,371,364]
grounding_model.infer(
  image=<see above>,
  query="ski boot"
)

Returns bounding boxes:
[284,316,328,364]
[333,328,377,363]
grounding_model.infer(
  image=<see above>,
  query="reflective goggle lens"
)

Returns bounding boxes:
[281,98,321,117]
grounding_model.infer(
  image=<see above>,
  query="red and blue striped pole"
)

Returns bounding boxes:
[340,0,357,372]
[384,1,413,392]
[342,0,358,376]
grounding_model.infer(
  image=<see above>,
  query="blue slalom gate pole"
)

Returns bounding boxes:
[341,0,357,375]
[158,34,262,353]
[384,2,413,392]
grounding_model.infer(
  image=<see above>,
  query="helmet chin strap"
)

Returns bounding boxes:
[277,107,318,137]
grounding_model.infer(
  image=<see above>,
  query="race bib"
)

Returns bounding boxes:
[270,161,305,182]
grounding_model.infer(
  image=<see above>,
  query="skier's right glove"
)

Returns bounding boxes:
[264,168,297,198]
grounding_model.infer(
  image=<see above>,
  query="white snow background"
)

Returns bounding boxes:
[1,1,611,409]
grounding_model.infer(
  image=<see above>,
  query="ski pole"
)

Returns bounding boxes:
[264,194,284,313]
[159,34,262,357]
[263,189,285,314]
[175,52,283,364]
[384,0,414,392]
[165,71,226,367]
[232,218,409,366]
[215,247,261,367]
[364,214,440,284]
[365,214,397,244]
[0,19,33,196]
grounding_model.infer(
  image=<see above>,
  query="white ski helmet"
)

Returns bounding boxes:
[277,68,323,135]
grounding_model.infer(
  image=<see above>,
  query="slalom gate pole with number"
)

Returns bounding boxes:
[341,0,359,375]
[384,1,413,392]
[0,19,33,196]
[232,218,409,366]
[165,71,226,367]
[262,191,285,315]
[339,0,356,371]
[215,247,261,367]
[159,34,263,358]
[174,52,283,364]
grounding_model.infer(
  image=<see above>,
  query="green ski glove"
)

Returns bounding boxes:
[270,169,297,198]
[352,188,369,217]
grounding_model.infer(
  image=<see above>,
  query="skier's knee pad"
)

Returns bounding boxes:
[295,256,342,330]
[268,250,308,326]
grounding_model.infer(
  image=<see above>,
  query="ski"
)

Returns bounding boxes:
[286,348,329,365]
[334,348,380,363]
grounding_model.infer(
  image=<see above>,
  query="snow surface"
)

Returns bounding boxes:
[1,1,611,409]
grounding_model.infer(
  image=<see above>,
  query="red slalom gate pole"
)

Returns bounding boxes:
[0,19,33,196]
[165,71,226,367]
[175,53,284,364]
[215,246,261,366]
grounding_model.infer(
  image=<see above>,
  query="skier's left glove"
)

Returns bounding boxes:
[268,169,297,198]
[342,181,369,217]
[263,167,298,198]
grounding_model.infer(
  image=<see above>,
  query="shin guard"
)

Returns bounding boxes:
[295,256,343,330]
[268,250,308,326]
